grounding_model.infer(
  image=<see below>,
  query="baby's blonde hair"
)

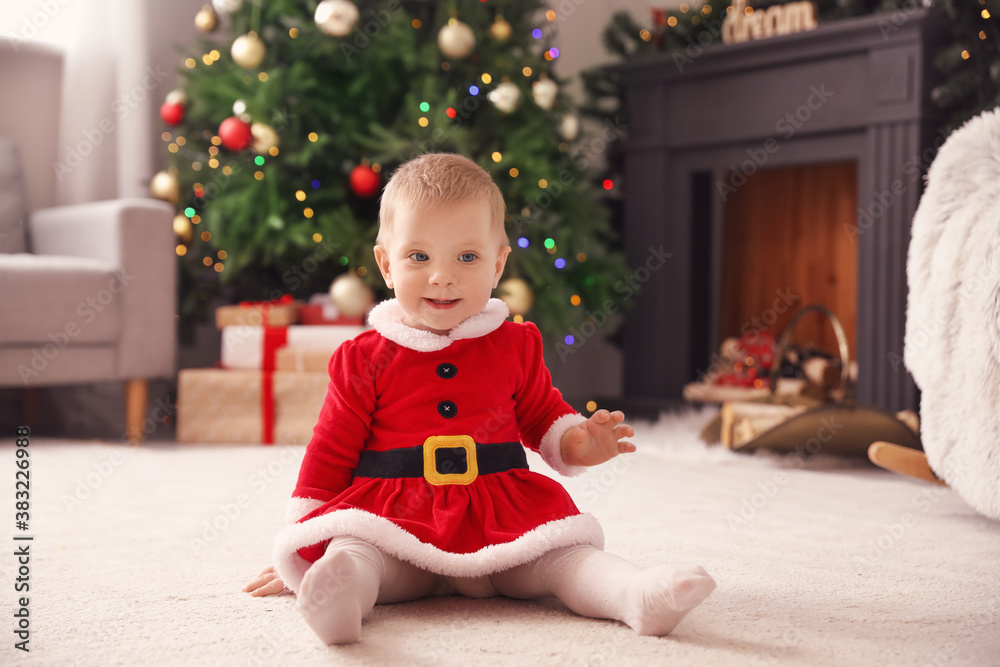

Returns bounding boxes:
[377,153,509,246]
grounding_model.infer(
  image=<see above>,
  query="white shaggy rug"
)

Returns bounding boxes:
[1,408,998,666]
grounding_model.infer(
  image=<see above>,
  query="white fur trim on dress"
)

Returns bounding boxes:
[539,412,589,477]
[272,510,605,593]
[367,298,509,352]
[285,497,324,524]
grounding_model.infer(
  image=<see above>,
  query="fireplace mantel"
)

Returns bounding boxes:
[612,9,945,413]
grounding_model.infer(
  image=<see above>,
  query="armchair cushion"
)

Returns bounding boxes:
[0,253,121,344]
[0,137,28,254]
[27,198,176,380]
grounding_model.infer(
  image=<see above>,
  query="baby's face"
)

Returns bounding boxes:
[374,199,510,335]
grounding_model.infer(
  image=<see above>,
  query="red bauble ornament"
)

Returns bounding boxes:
[349,164,382,198]
[160,102,184,126]
[218,116,253,151]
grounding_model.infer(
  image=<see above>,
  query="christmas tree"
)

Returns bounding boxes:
[157,0,630,344]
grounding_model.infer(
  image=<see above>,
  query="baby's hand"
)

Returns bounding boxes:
[561,409,636,467]
[243,565,288,597]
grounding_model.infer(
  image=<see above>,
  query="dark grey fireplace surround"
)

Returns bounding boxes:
[612,9,945,413]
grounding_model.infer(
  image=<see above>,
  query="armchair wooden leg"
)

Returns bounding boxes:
[19,388,40,432]
[125,379,149,443]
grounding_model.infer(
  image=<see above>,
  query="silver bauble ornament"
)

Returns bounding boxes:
[489,81,521,114]
[560,114,580,142]
[166,89,188,106]
[211,0,242,14]
[438,18,476,59]
[315,0,360,37]
[532,77,558,110]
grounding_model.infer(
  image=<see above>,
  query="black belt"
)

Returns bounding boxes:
[354,438,527,486]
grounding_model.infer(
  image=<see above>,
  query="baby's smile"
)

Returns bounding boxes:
[425,298,460,309]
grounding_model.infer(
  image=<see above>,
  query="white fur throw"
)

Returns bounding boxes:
[905,107,1000,520]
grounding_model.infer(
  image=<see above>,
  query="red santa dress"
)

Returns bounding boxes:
[272,298,604,592]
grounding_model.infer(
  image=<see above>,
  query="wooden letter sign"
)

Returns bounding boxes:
[722,0,819,44]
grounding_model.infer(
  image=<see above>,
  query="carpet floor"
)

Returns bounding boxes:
[1,408,997,666]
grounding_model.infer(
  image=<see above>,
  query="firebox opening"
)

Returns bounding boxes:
[713,160,858,361]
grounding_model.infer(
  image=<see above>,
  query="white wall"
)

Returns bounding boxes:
[552,0,666,90]
[0,0,84,51]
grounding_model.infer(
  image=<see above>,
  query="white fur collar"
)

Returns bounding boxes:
[367,298,510,352]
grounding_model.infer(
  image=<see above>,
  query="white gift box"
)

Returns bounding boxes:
[220,324,366,370]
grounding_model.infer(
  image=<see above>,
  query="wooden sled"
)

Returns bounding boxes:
[868,441,948,487]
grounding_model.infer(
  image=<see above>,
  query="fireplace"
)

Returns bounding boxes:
[613,9,944,413]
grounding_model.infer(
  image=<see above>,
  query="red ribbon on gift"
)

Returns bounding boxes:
[239,294,295,310]
[260,326,288,445]
[240,295,293,445]
[219,296,296,444]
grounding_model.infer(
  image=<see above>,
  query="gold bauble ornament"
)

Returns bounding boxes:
[173,214,193,243]
[497,278,534,315]
[150,170,180,205]
[438,18,476,59]
[489,15,512,42]
[315,0,359,37]
[250,122,279,154]
[329,273,375,318]
[194,5,218,32]
[231,32,266,68]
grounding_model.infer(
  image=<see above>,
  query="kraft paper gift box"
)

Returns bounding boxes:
[220,324,365,370]
[176,368,329,444]
[214,296,301,329]
[274,346,338,373]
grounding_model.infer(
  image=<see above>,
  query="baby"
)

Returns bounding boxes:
[244,153,715,644]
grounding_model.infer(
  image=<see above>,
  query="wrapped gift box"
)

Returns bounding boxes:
[299,294,364,326]
[221,324,365,370]
[215,297,301,329]
[177,368,329,444]
[275,347,337,373]
[299,304,363,326]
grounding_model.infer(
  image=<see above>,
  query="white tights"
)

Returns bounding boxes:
[297,537,716,645]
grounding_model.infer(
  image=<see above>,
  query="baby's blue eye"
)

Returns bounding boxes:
[410,252,429,262]
[459,252,477,263]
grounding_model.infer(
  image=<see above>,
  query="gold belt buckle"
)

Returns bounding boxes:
[423,435,478,486]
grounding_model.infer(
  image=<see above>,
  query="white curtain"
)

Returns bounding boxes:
[55,0,186,205]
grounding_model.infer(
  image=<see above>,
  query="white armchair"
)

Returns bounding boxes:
[0,42,175,441]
